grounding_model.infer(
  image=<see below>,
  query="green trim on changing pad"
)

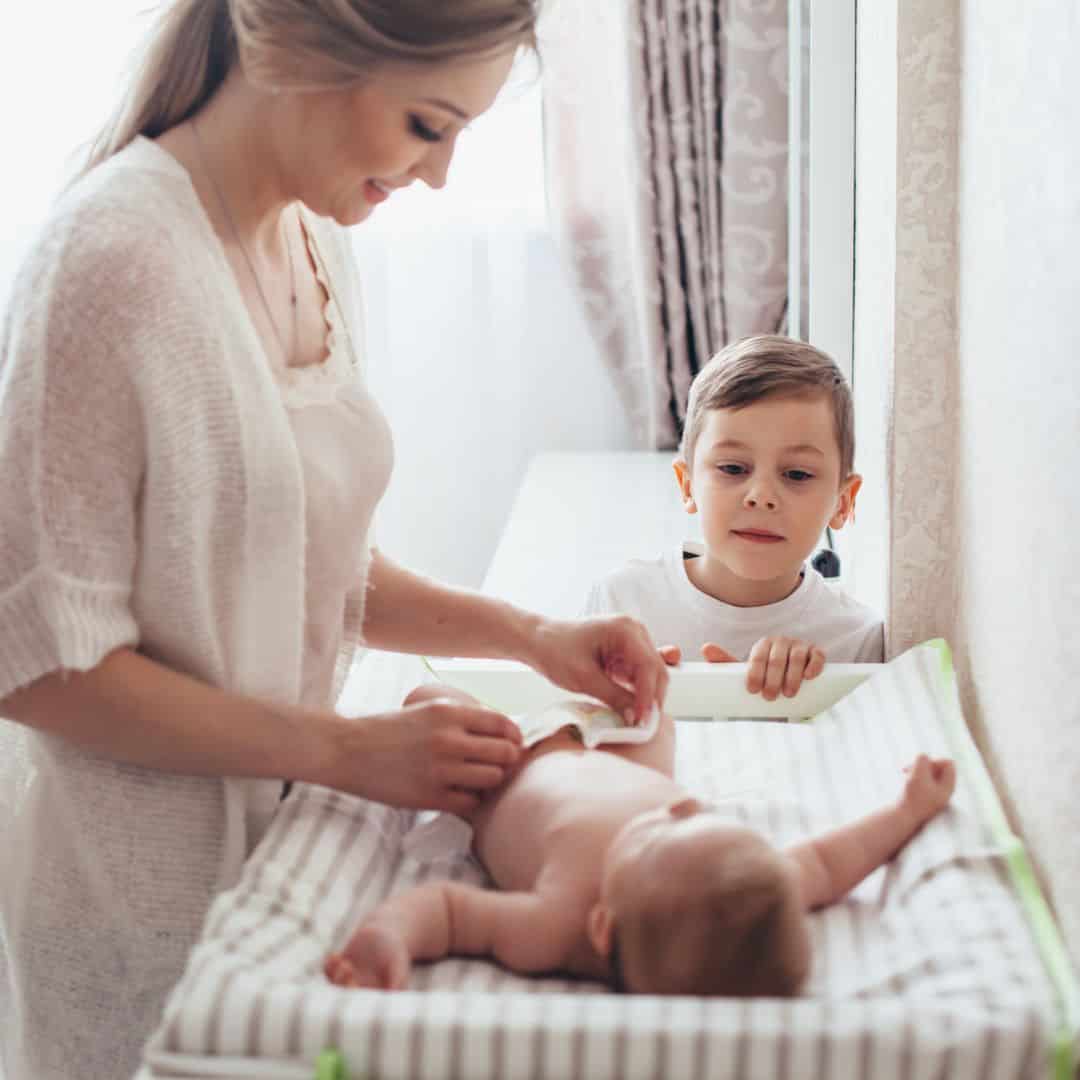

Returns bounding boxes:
[926,638,1080,1080]
[315,1048,349,1080]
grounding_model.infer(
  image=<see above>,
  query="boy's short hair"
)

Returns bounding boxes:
[680,334,855,479]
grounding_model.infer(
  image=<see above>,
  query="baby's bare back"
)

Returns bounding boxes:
[469,713,682,897]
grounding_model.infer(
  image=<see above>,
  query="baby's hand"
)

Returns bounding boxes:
[901,755,956,822]
[325,924,411,991]
[746,636,825,701]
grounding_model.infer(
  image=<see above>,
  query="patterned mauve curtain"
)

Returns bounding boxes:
[541,0,789,449]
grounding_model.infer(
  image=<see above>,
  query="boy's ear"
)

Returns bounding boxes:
[586,902,614,958]
[672,459,697,514]
[829,474,862,530]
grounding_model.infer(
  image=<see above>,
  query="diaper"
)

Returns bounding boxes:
[403,809,474,862]
[514,700,660,749]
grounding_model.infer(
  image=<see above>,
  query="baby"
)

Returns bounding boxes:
[325,683,955,996]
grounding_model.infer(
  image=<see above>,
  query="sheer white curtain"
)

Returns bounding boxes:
[353,67,632,588]
[2,8,632,589]
[0,2,144,302]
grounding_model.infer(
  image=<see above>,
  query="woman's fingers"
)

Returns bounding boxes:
[531,615,668,724]
[461,707,523,747]
[626,653,667,725]
[439,761,507,791]
[443,789,482,816]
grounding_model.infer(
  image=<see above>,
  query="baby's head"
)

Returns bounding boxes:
[674,335,860,593]
[587,796,810,997]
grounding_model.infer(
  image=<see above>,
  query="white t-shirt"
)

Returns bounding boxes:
[585,545,884,663]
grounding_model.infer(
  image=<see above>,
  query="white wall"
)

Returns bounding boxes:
[855,0,1080,969]
[953,0,1080,964]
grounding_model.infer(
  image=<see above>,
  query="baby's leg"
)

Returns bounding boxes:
[604,710,676,777]
[403,682,477,708]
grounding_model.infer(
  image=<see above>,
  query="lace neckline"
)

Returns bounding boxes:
[272,212,358,409]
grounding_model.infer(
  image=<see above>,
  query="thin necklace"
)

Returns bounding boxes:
[190,117,298,366]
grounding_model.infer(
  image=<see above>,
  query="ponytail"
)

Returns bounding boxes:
[79,0,539,179]
[81,0,235,176]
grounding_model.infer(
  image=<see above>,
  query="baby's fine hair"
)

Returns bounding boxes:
[617,839,809,998]
[679,334,855,479]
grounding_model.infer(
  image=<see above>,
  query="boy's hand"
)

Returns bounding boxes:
[746,636,826,700]
[325,924,412,991]
[659,644,683,666]
[661,642,739,665]
[700,643,738,663]
[901,755,956,822]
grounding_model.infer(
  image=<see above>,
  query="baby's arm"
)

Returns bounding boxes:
[325,881,574,990]
[786,755,956,910]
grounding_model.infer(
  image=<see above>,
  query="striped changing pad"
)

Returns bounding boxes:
[141,642,1079,1080]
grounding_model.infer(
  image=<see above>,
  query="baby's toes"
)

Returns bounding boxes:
[324,953,359,988]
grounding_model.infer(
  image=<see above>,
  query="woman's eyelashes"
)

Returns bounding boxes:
[408,114,444,143]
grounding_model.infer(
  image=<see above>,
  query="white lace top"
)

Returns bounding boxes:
[243,214,395,838]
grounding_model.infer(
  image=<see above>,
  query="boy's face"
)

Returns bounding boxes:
[674,394,860,598]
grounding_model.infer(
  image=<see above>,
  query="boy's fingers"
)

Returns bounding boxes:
[659,644,682,666]
[746,639,772,693]
[805,647,826,680]
[700,642,737,663]
[782,642,811,697]
[761,639,792,701]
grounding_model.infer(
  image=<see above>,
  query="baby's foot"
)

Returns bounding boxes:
[324,925,411,990]
[324,952,365,988]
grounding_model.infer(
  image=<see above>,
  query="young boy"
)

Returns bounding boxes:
[325,683,955,997]
[586,334,883,702]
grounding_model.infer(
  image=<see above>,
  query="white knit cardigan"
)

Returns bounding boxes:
[0,138,370,1080]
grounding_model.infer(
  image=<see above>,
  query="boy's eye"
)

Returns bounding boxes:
[784,469,814,482]
[409,115,443,143]
[717,463,747,476]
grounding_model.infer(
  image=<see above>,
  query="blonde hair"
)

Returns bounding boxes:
[614,838,809,997]
[679,334,856,480]
[83,0,539,174]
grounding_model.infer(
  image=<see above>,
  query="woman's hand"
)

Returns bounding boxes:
[524,615,669,724]
[323,688,522,816]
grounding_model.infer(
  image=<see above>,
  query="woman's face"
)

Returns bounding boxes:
[284,50,517,225]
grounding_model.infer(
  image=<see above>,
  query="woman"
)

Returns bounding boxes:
[0,2,668,1077]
